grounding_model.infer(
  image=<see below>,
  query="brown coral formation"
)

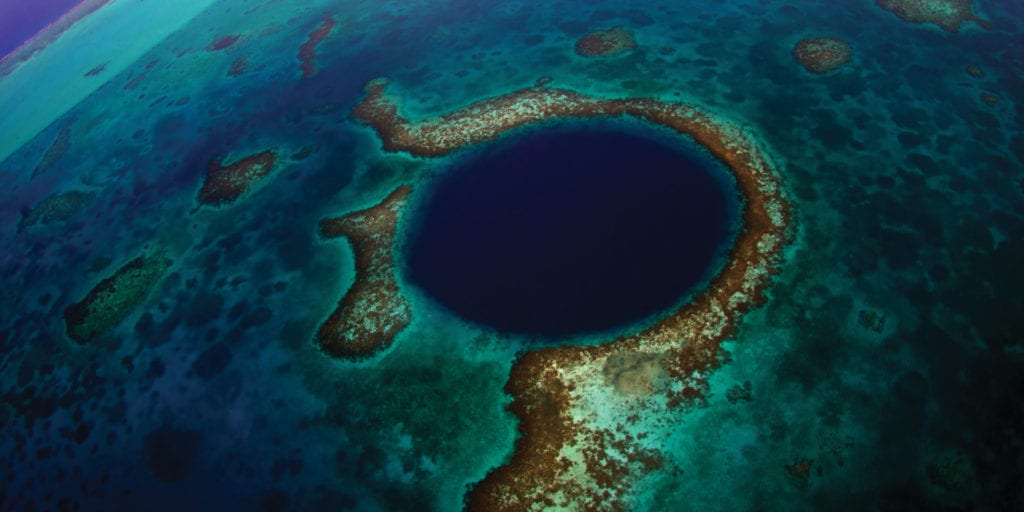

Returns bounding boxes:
[574,27,637,57]
[298,15,336,78]
[875,0,990,32]
[196,149,278,206]
[207,35,240,52]
[858,309,886,333]
[315,186,413,360]
[786,458,814,488]
[792,37,852,74]
[350,79,790,510]
[63,254,171,342]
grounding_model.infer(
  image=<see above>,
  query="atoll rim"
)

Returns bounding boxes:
[347,78,791,508]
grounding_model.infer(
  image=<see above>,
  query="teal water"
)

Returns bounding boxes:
[0,1,1021,511]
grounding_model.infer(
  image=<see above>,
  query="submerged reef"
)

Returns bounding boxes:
[227,56,248,77]
[18,190,94,232]
[351,79,791,509]
[196,149,278,206]
[574,27,637,57]
[875,0,990,32]
[298,15,336,78]
[63,254,171,342]
[792,37,852,74]
[32,121,72,178]
[207,34,240,52]
[316,186,413,360]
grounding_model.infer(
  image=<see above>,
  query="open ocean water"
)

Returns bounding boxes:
[0,0,1022,511]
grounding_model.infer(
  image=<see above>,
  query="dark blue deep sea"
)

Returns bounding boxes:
[0,1,1022,511]
[407,126,736,338]
[0,0,83,57]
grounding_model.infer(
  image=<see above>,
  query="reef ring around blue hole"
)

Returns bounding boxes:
[402,121,742,339]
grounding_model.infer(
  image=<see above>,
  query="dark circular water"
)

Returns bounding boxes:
[405,127,738,338]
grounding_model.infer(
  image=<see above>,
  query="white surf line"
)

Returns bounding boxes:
[0,0,219,167]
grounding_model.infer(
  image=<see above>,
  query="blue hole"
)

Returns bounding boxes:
[405,124,739,339]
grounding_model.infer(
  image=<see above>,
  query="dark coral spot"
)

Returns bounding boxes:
[241,306,272,330]
[74,422,93,444]
[907,153,942,176]
[260,489,288,512]
[145,358,166,379]
[897,131,927,148]
[191,343,233,380]
[185,292,224,326]
[143,426,201,482]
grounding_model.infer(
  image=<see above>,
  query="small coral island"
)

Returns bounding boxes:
[792,37,852,74]
[875,0,990,32]
[63,254,171,342]
[574,26,637,57]
[315,187,413,360]
[196,149,278,206]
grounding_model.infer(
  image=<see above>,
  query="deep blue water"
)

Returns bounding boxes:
[0,0,81,58]
[407,127,735,338]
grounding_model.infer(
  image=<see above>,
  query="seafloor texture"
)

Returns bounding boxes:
[0,1,1022,511]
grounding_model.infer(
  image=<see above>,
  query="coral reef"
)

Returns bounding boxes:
[63,254,172,342]
[316,186,413,360]
[298,15,336,78]
[123,59,159,90]
[927,452,972,491]
[574,26,637,57]
[858,309,886,333]
[18,190,94,232]
[207,35,240,52]
[792,37,852,74]
[875,0,990,32]
[196,149,278,206]
[227,56,247,77]
[32,121,72,178]
[352,79,791,510]
[83,63,107,77]
[786,458,814,489]
[726,380,754,403]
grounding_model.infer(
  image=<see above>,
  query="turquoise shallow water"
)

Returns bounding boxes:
[0,1,1022,511]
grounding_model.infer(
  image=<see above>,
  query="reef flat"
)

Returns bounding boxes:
[316,186,413,360]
